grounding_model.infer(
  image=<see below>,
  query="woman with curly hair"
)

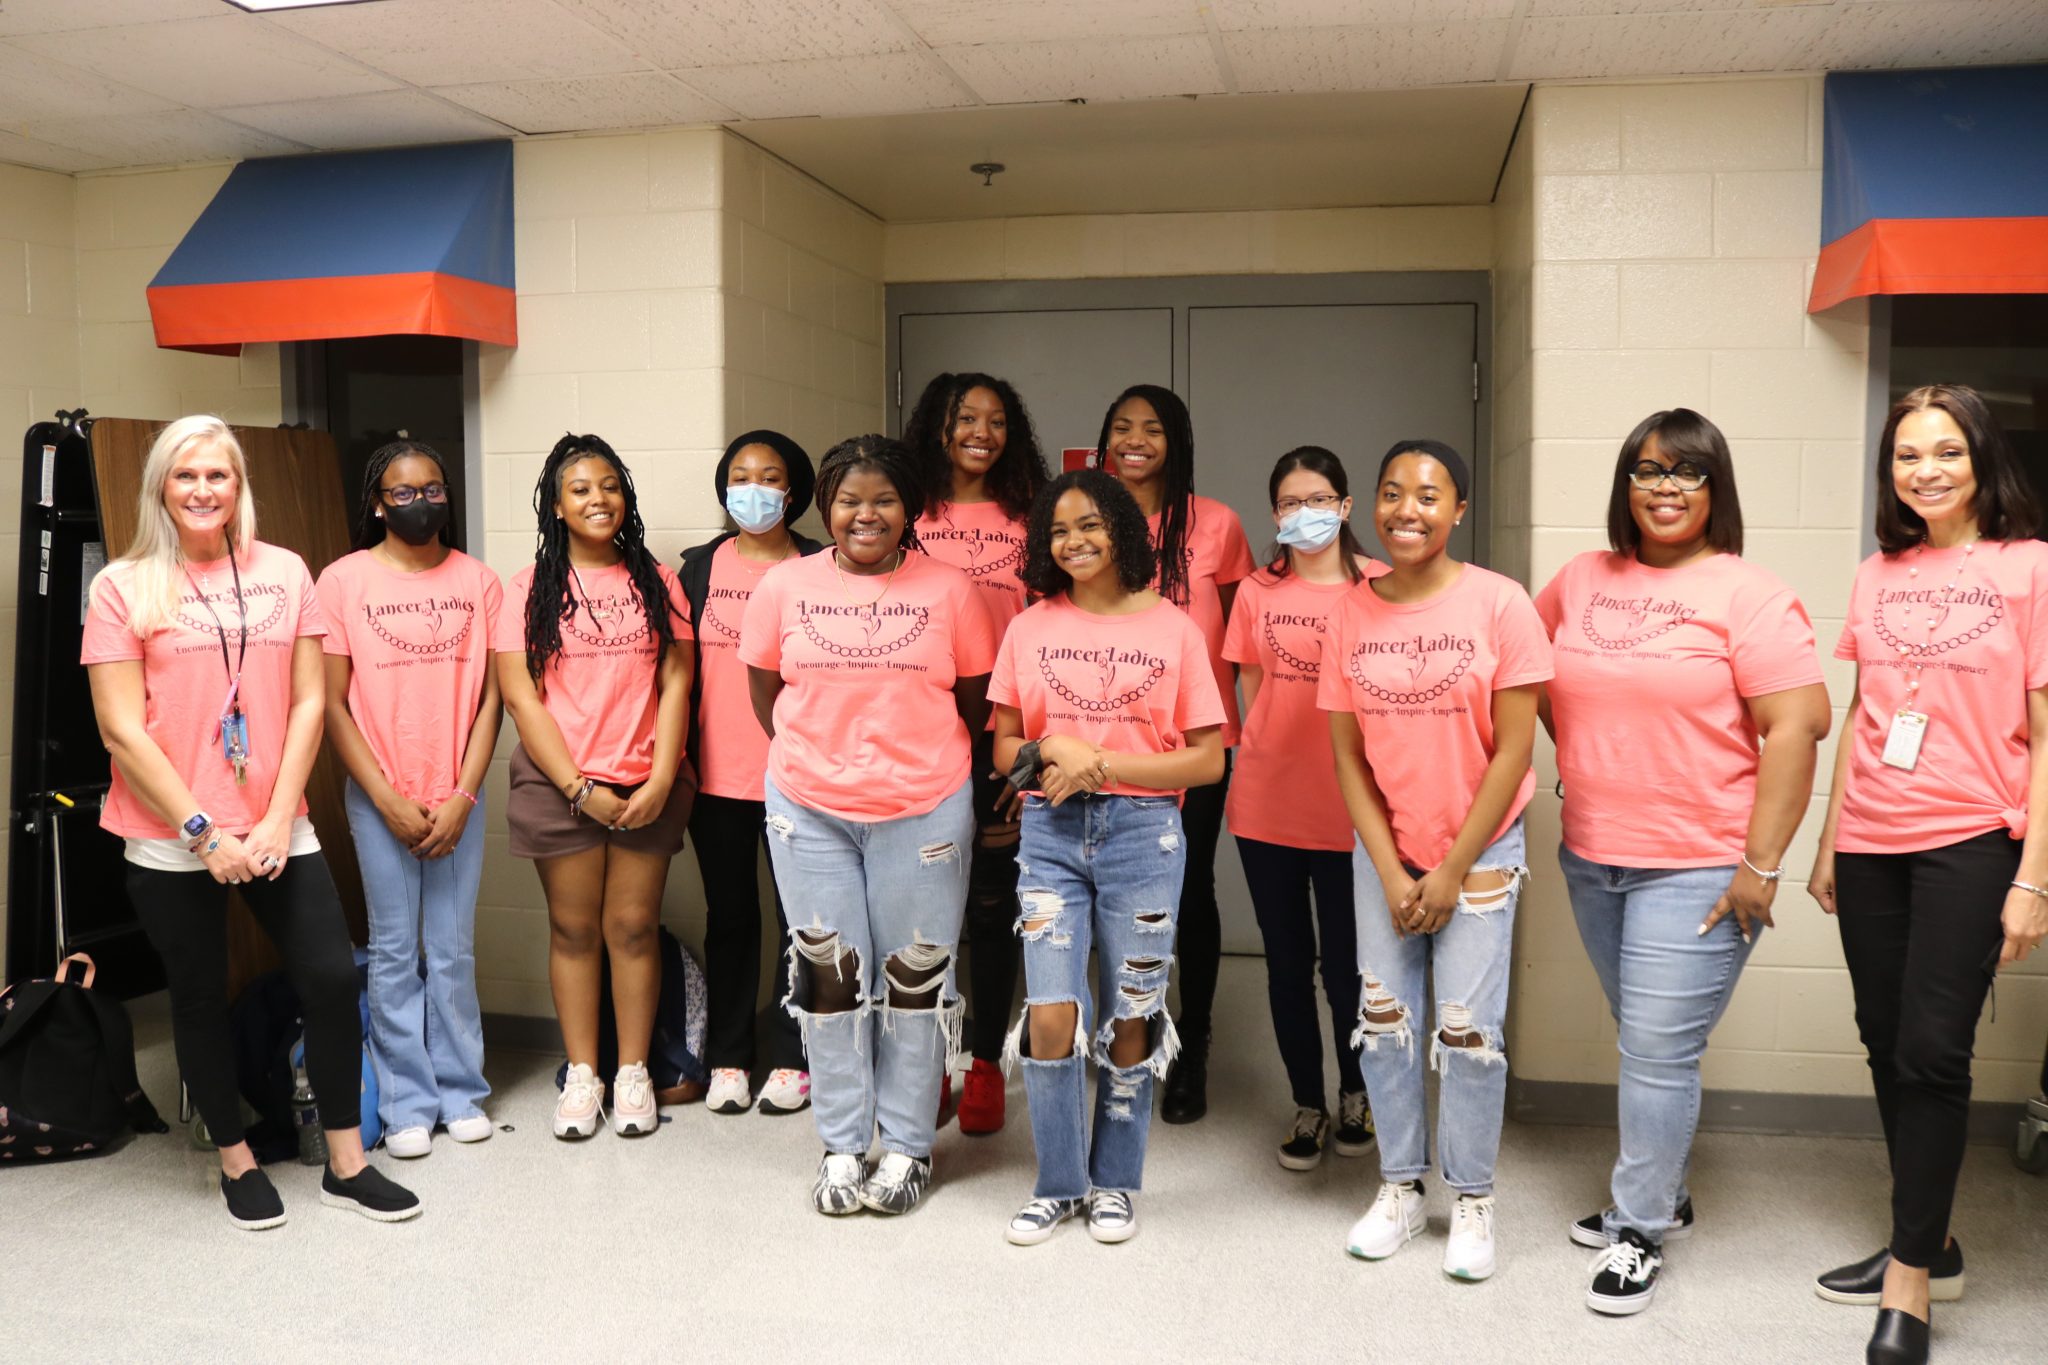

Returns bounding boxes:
[904,371,1050,1134]
[739,434,996,1217]
[494,434,695,1141]
[992,469,1226,1247]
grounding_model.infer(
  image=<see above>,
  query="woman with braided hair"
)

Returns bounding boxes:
[319,438,503,1158]
[494,434,695,1141]
[739,434,995,1217]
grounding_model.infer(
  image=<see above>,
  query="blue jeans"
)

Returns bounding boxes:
[344,779,490,1133]
[1351,818,1526,1195]
[1560,846,1757,1244]
[1006,793,1185,1200]
[763,778,972,1160]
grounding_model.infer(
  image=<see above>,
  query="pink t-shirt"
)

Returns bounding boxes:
[695,539,789,801]
[989,594,1226,798]
[739,550,997,821]
[1536,551,1824,869]
[317,549,502,807]
[1316,565,1553,869]
[915,500,1029,639]
[1225,566,1387,852]
[82,540,324,839]
[1833,538,2048,854]
[1148,494,1255,746]
[493,560,693,787]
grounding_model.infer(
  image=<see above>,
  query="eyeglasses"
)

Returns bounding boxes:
[381,482,449,507]
[1627,462,1709,492]
[1275,493,1343,515]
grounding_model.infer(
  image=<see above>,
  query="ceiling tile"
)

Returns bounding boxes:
[937,36,1225,105]
[0,0,220,37]
[28,109,310,166]
[1523,0,1734,16]
[682,52,974,120]
[1507,12,1709,79]
[1213,0,1519,29]
[893,0,1209,47]
[266,0,648,85]
[1665,6,1836,71]
[0,41,181,123]
[558,0,911,68]
[221,91,515,150]
[11,15,400,109]
[1790,0,2048,70]
[1222,23,1512,93]
[436,71,733,133]
[0,128,117,172]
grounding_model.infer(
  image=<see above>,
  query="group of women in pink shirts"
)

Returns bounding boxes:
[82,379,2044,1365]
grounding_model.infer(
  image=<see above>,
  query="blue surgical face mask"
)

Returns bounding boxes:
[1276,505,1344,552]
[725,483,787,534]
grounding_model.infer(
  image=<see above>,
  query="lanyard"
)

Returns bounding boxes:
[185,550,249,716]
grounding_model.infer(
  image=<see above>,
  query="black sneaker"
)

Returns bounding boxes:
[1333,1090,1375,1157]
[1006,1195,1084,1246]
[1569,1196,1694,1249]
[1278,1107,1328,1171]
[1815,1241,1965,1306]
[1160,1033,1209,1125]
[1587,1228,1662,1316]
[220,1167,286,1231]
[320,1163,423,1222]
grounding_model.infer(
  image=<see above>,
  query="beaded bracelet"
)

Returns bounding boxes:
[1740,854,1783,882]
[452,787,479,808]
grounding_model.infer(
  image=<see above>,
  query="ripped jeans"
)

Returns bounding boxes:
[1351,817,1526,1196]
[1006,793,1185,1200]
[763,778,973,1161]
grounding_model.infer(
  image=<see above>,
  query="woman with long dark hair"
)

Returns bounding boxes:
[1536,410,1829,1315]
[905,371,1049,1134]
[740,435,996,1217]
[994,469,1225,1245]
[1225,446,1383,1171]
[83,416,418,1227]
[1809,385,2048,1365]
[1096,383,1253,1124]
[495,433,695,1141]
[679,430,821,1118]
[319,439,503,1158]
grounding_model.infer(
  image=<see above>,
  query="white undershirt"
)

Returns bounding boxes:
[124,815,322,873]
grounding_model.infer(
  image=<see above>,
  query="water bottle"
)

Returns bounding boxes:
[291,1038,327,1166]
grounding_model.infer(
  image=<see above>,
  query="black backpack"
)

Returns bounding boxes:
[0,954,167,1163]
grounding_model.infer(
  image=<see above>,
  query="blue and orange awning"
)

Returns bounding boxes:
[1810,66,2048,313]
[148,140,515,354]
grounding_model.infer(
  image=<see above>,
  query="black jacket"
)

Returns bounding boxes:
[677,530,825,772]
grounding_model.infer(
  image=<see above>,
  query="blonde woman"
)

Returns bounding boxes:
[83,416,420,1230]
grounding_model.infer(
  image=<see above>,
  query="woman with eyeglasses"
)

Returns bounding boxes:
[1534,410,1830,1316]
[319,440,503,1159]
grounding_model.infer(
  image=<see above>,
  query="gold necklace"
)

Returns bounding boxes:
[832,547,902,609]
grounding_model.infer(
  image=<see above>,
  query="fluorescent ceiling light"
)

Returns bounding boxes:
[223,1,391,12]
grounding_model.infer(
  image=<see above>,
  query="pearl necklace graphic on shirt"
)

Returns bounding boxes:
[1882,537,1991,710]
[1038,651,1167,713]
[1262,614,1324,675]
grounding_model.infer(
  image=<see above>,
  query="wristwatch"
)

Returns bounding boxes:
[181,811,212,840]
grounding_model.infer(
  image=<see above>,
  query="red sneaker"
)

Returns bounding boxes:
[958,1057,1005,1136]
[936,1072,958,1130]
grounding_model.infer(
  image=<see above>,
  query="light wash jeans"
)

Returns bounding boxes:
[1559,845,1758,1245]
[1351,817,1527,1195]
[763,777,972,1161]
[1004,793,1186,1200]
[344,779,490,1133]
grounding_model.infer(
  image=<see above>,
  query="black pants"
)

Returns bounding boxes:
[1835,829,2015,1267]
[128,855,361,1146]
[965,729,1021,1063]
[1173,753,1232,1043]
[689,793,805,1073]
[1235,835,1364,1111]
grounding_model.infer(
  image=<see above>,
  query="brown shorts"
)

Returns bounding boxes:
[506,744,696,861]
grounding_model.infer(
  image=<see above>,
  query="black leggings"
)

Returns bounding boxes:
[689,793,805,1073]
[964,728,1021,1063]
[1235,835,1363,1110]
[1172,753,1232,1043]
[1834,830,2015,1267]
[128,854,361,1146]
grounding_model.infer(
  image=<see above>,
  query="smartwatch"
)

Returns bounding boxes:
[181,811,212,840]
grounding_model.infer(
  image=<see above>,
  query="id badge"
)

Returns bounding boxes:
[221,711,250,785]
[1881,709,1927,771]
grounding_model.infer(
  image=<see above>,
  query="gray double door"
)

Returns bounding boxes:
[889,273,1489,953]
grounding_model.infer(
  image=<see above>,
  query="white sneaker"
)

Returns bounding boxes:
[813,1152,867,1216]
[757,1068,811,1115]
[553,1063,604,1139]
[383,1125,431,1159]
[1444,1194,1498,1281]
[706,1068,753,1115]
[446,1114,493,1144]
[612,1062,658,1136]
[1346,1180,1427,1261]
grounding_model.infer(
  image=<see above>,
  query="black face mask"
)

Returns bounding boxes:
[383,499,449,547]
